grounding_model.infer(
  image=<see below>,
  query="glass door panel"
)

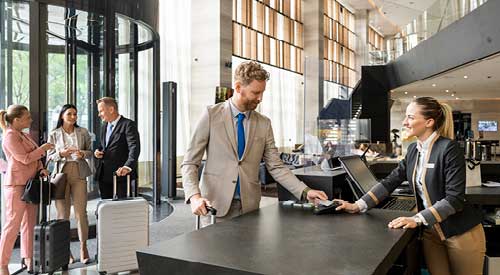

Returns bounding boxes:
[137,47,154,192]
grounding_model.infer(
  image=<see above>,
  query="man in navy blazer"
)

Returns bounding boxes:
[94,97,141,199]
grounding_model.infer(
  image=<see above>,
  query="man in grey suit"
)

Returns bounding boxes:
[182,61,327,223]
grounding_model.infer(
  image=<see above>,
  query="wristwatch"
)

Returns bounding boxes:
[302,187,311,201]
[413,215,423,226]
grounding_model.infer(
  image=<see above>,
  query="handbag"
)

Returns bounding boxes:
[465,159,481,187]
[48,160,67,200]
[50,172,67,200]
[22,170,51,204]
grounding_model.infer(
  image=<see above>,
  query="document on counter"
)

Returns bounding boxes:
[482,181,500,187]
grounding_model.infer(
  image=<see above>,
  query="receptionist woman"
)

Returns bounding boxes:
[336,97,485,275]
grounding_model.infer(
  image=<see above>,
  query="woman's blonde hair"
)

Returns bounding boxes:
[413,97,454,139]
[0,105,29,131]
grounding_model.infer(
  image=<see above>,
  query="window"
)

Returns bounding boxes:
[323,0,356,88]
[233,0,303,73]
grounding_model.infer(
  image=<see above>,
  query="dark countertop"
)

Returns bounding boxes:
[137,204,416,275]
[466,186,500,205]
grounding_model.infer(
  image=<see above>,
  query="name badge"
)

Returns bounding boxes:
[425,163,435,169]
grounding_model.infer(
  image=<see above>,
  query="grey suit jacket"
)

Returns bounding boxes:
[182,101,307,217]
[47,127,93,179]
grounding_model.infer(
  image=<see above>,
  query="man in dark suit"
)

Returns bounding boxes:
[94,97,141,199]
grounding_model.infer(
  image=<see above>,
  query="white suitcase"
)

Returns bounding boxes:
[96,174,149,274]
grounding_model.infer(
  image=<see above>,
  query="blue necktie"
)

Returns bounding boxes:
[105,123,114,146]
[236,113,245,197]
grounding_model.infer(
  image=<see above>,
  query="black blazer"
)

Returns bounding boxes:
[362,135,482,240]
[94,116,141,182]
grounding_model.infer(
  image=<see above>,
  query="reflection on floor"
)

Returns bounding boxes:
[9,191,278,274]
[8,264,139,275]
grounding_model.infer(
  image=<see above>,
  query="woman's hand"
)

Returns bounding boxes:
[40,143,55,152]
[59,148,76,157]
[39,169,50,177]
[74,150,84,159]
[334,199,361,214]
[388,217,418,229]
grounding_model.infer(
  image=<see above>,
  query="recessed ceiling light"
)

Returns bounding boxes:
[464,75,468,79]
[445,90,449,93]
[451,93,455,97]
[404,92,408,94]
[432,84,436,87]
[456,97,460,100]
[413,96,417,98]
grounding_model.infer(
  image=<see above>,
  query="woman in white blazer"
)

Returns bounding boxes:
[47,104,92,264]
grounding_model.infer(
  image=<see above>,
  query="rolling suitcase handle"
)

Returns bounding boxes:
[195,206,217,230]
[113,172,132,200]
[38,175,52,223]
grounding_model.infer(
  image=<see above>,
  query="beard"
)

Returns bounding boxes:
[245,100,260,110]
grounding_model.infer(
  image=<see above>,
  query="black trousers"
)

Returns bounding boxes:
[98,176,138,199]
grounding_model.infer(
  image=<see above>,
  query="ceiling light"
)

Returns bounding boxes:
[413,96,417,98]
[464,75,468,79]
[445,90,449,93]
[404,92,408,94]
[456,97,460,100]
[432,84,436,87]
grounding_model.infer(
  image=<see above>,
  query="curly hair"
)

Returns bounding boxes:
[234,61,270,86]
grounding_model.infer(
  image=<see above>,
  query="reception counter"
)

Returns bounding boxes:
[137,204,417,275]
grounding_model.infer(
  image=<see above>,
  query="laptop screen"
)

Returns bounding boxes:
[339,155,379,194]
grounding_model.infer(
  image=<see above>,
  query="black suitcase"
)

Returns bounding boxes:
[33,176,70,275]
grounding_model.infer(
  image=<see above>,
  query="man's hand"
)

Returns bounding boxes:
[388,217,418,229]
[190,194,212,216]
[94,149,104,159]
[306,189,328,205]
[116,166,131,176]
[334,200,361,214]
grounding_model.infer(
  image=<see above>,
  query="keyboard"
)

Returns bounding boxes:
[382,198,416,211]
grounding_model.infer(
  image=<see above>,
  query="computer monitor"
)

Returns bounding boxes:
[478,120,497,132]
[338,155,379,194]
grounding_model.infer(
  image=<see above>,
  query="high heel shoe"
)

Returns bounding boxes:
[80,247,90,264]
[17,258,33,274]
